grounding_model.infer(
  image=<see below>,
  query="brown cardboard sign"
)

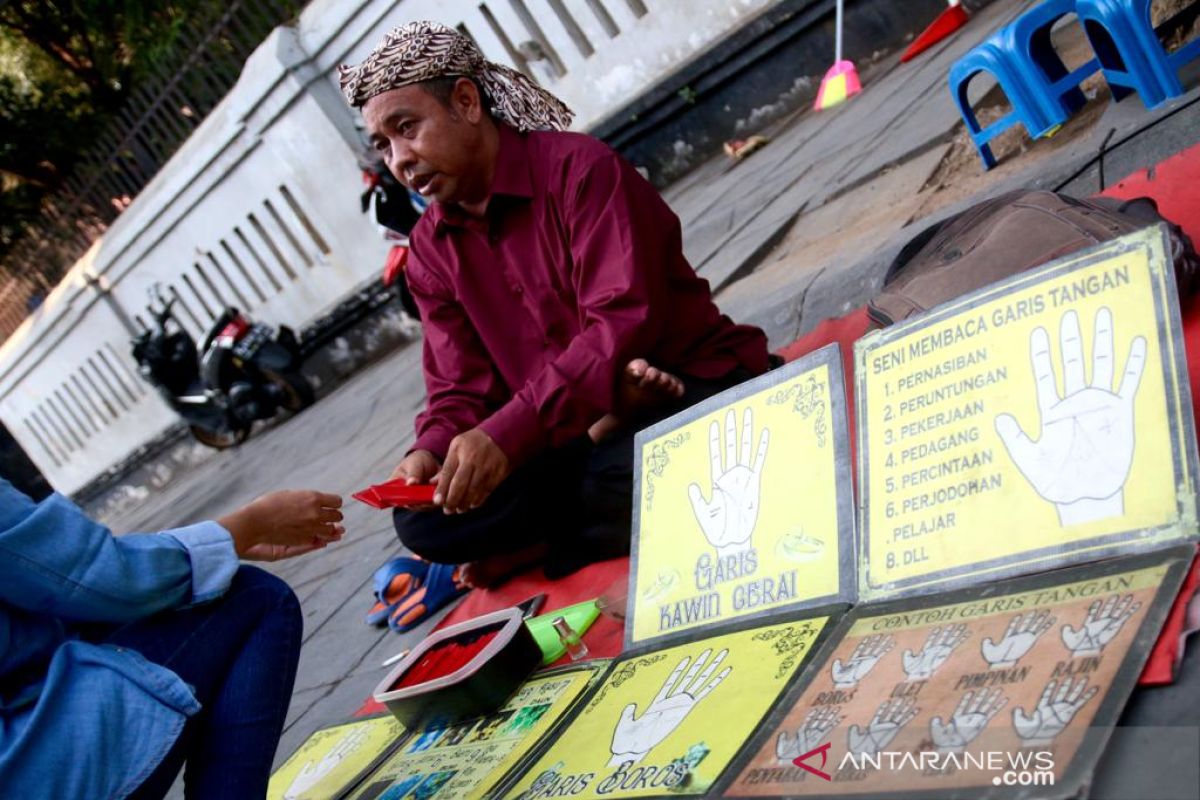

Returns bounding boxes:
[719,546,1192,799]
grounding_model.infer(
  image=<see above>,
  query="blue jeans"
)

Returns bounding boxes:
[98,566,303,799]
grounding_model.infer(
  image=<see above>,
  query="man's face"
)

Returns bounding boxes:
[363,81,489,206]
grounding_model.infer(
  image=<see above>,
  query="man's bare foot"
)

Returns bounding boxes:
[461,542,549,589]
[588,359,685,442]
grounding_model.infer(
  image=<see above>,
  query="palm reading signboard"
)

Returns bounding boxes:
[854,227,1199,600]
[720,547,1191,799]
[506,616,831,799]
[268,714,406,800]
[346,663,603,800]
[629,345,856,648]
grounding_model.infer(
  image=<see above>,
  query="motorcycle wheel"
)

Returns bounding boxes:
[188,424,250,449]
[269,370,316,412]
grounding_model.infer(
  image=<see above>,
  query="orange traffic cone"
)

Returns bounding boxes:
[814,0,862,111]
[901,0,970,63]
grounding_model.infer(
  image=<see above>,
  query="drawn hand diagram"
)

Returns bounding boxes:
[995,308,1146,527]
[283,725,369,800]
[688,408,769,558]
[608,648,731,767]
[776,706,844,764]
[847,698,919,757]
[831,635,894,689]
[1061,594,1142,657]
[929,688,1008,753]
[1012,677,1099,746]
[981,610,1056,669]
[902,624,969,681]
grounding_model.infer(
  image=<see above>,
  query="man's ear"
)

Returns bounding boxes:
[452,77,483,123]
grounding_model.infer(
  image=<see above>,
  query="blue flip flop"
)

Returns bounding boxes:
[387,562,471,633]
[365,557,430,626]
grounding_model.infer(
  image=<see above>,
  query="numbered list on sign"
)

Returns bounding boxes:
[864,317,1011,580]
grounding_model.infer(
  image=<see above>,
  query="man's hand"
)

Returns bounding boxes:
[389,449,441,485]
[389,450,442,511]
[437,428,510,514]
[218,490,344,559]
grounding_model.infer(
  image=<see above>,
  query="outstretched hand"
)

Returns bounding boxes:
[218,489,344,560]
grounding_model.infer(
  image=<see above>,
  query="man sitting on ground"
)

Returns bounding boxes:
[339,22,769,602]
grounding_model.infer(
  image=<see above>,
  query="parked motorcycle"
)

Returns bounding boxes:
[361,155,426,320]
[131,286,314,448]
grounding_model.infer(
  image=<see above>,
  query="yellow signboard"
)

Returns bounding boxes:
[267,715,405,800]
[854,227,1199,600]
[629,345,855,647]
[507,616,830,799]
[721,547,1191,798]
[346,663,601,800]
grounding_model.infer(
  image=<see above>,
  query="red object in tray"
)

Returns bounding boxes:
[391,629,501,690]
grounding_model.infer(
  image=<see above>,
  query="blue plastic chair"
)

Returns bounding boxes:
[949,47,1055,170]
[1076,0,1200,108]
[949,0,1099,169]
[1008,0,1100,119]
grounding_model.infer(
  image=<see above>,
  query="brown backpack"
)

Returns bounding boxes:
[869,190,1200,327]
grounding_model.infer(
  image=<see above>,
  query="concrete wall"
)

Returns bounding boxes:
[0,0,780,495]
[300,0,779,131]
[0,24,389,495]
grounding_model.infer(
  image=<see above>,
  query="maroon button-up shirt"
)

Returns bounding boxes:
[406,124,769,466]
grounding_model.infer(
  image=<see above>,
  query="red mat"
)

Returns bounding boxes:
[1100,142,1200,248]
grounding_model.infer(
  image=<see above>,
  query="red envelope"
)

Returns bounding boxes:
[353,479,437,509]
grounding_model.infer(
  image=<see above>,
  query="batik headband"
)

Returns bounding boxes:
[338,20,574,132]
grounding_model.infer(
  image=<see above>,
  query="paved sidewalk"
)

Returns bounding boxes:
[82,1,1200,788]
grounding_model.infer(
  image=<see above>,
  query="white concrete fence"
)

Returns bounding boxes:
[0,0,777,495]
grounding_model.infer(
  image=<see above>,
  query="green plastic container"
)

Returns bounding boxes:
[525,599,601,664]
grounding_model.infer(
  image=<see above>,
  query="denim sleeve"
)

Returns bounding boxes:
[163,522,239,604]
[0,479,237,622]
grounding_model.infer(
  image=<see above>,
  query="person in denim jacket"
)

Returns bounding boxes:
[0,478,344,798]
